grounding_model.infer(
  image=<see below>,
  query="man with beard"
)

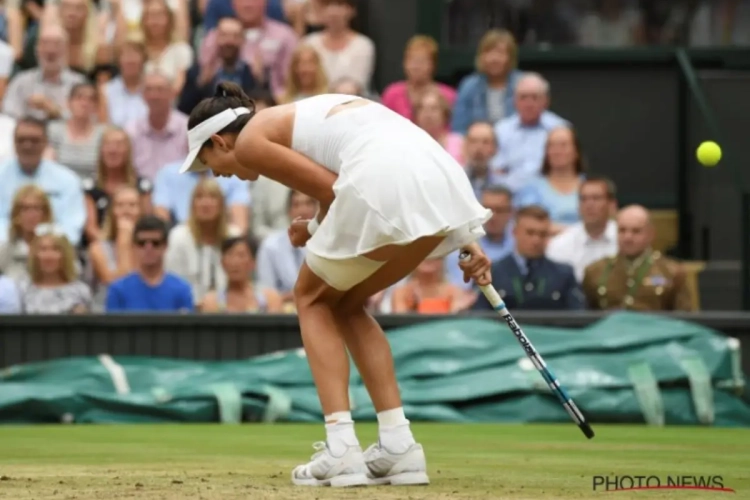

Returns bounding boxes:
[178,17,264,114]
[463,121,497,198]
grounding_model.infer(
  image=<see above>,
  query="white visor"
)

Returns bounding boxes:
[179,107,252,174]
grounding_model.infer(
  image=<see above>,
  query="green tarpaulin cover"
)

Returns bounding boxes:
[1,312,748,426]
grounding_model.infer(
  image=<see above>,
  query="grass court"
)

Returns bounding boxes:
[0,423,747,499]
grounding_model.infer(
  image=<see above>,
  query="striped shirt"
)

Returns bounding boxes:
[47,121,106,179]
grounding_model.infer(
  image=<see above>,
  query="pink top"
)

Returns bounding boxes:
[442,132,465,165]
[125,111,189,180]
[381,81,457,121]
[199,19,299,98]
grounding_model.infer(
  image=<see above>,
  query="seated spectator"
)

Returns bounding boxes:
[391,258,470,314]
[199,0,298,98]
[153,160,250,231]
[579,0,645,47]
[445,185,515,289]
[88,185,140,311]
[134,0,193,94]
[17,224,92,313]
[105,215,193,312]
[109,0,190,41]
[83,127,152,243]
[125,70,188,180]
[2,23,86,120]
[463,121,498,197]
[302,0,374,91]
[490,73,570,192]
[46,82,105,179]
[452,29,522,134]
[0,273,20,313]
[0,184,53,282]
[202,235,283,313]
[381,35,455,122]
[279,44,328,103]
[100,39,148,127]
[329,76,363,96]
[413,89,464,164]
[54,0,107,75]
[583,205,692,311]
[178,17,261,115]
[165,178,242,305]
[285,0,326,36]
[472,205,584,311]
[547,175,618,282]
[516,127,584,235]
[257,189,316,302]
[0,117,86,245]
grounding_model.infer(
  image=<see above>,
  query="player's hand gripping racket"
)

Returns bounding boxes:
[459,251,595,439]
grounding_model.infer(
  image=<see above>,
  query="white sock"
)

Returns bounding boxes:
[377,407,415,454]
[325,411,359,457]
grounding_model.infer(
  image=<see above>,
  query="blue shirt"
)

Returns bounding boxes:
[152,161,252,224]
[0,275,20,313]
[445,227,515,289]
[0,159,86,245]
[256,229,305,293]
[105,272,194,312]
[516,177,581,225]
[489,111,570,192]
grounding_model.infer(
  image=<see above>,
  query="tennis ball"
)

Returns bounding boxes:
[697,141,721,167]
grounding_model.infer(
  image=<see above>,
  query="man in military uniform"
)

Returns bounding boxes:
[582,205,693,311]
[473,205,585,311]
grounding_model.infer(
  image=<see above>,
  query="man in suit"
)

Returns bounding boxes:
[582,205,693,311]
[473,205,585,311]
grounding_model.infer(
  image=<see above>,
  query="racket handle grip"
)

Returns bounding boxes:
[458,251,504,309]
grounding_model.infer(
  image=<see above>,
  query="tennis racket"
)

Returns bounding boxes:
[459,251,595,439]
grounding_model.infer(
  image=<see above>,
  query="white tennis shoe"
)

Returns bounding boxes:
[291,441,370,487]
[364,442,430,486]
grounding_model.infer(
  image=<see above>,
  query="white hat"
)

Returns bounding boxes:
[179,107,252,174]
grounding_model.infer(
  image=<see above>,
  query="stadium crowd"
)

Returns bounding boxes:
[0,0,733,315]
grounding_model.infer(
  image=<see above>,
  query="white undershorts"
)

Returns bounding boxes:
[305,252,385,291]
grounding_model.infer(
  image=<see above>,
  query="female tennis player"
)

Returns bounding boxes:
[181,82,493,488]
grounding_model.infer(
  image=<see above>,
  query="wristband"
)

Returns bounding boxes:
[307,218,319,235]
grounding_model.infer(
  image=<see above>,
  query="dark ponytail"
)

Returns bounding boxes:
[188,81,257,143]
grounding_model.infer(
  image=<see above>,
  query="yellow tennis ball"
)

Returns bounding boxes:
[697,141,721,167]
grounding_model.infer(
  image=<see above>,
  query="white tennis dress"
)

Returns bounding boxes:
[292,94,491,260]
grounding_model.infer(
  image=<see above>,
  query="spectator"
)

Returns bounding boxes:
[83,127,151,243]
[204,0,287,32]
[284,0,326,36]
[100,39,148,127]
[579,0,645,47]
[2,23,86,120]
[583,205,693,311]
[110,0,190,42]
[547,175,618,282]
[391,258,470,314]
[55,0,106,75]
[46,82,106,179]
[445,185,515,289]
[105,214,193,312]
[329,76,363,96]
[472,205,584,311]
[452,29,522,134]
[202,235,283,313]
[165,179,242,305]
[125,70,188,181]
[279,44,328,103]
[490,72,570,192]
[413,89,464,164]
[0,112,16,162]
[178,17,261,115]
[302,0,374,90]
[199,0,298,98]
[0,184,53,282]
[136,0,193,94]
[0,117,86,245]
[153,160,250,231]
[88,185,140,310]
[513,0,578,45]
[381,35,456,122]
[0,273,20,313]
[463,121,497,197]
[256,189,316,302]
[17,224,92,314]
[516,127,584,235]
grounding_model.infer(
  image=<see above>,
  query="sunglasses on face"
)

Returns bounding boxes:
[135,238,165,248]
